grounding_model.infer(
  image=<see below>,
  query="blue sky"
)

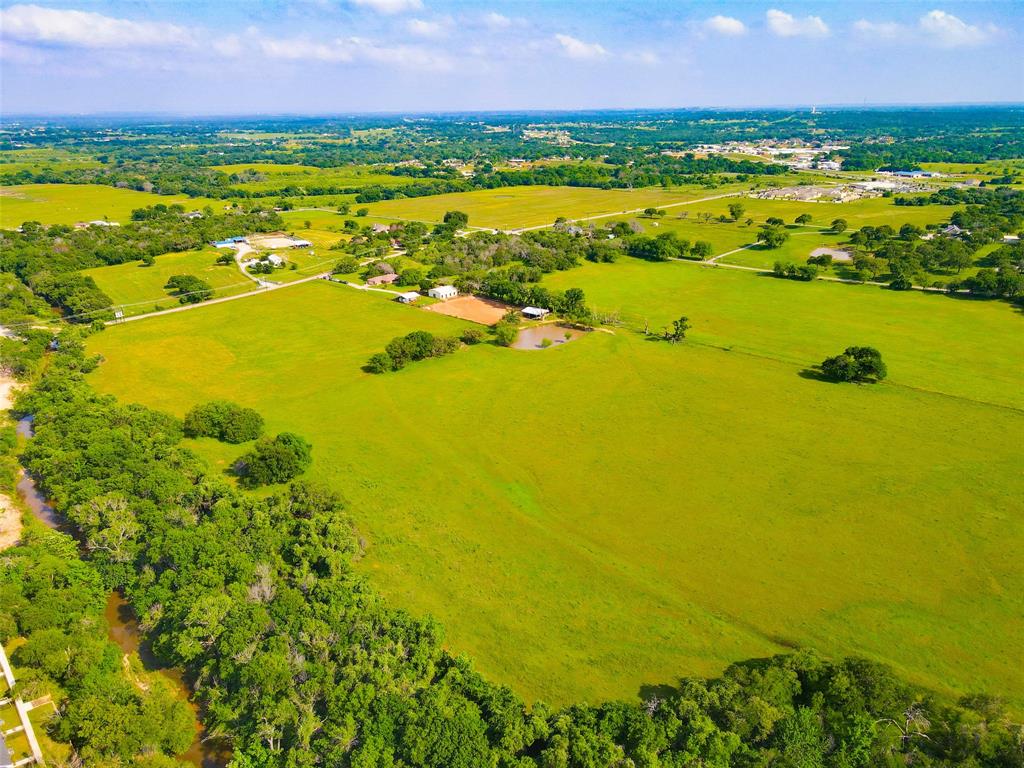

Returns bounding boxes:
[1,0,1021,114]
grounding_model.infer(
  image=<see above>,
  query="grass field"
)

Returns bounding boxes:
[212,163,418,192]
[361,183,752,230]
[920,159,1024,177]
[0,184,221,228]
[0,148,102,175]
[85,272,1024,708]
[82,250,253,315]
[679,193,960,230]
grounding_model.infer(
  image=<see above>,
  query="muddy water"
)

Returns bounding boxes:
[16,416,229,768]
[512,324,586,350]
[15,417,68,532]
[104,595,231,768]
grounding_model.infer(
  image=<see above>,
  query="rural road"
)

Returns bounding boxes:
[506,191,743,234]
[108,271,332,326]
[708,229,837,263]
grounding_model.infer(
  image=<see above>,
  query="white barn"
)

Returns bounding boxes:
[522,306,550,320]
[397,291,420,304]
[427,285,458,300]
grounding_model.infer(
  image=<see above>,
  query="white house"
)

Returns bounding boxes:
[427,285,458,300]
[397,291,420,304]
[522,306,550,320]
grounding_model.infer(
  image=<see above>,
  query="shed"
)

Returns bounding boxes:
[397,291,420,304]
[427,285,458,300]
[522,306,550,320]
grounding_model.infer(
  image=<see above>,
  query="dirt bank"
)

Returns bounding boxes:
[0,372,22,550]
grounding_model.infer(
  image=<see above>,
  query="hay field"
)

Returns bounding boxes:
[85,272,1024,707]
[0,184,221,229]
[82,251,252,315]
[361,184,752,230]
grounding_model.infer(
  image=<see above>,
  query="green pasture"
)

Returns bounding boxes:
[86,273,1024,707]
[680,193,960,230]
[920,159,1024,177]
[0,148,102,174]
[213,162,417,192]
[82,250,252,315]
[361,183,753,231]
[0,184,220,229]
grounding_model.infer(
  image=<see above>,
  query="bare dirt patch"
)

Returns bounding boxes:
[424,295,511,325]
[0,377,20,411]
[810,247,853,263]
[0,496,22,551]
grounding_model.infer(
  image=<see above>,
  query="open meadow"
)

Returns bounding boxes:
[0,184,221,228]
[82,250,253,315]
[85,271,1024,707]
[361,183,753,230]
[212,162,419,192]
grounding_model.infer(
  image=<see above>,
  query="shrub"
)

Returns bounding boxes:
[365,352,394,374]
[493,321,518,347]
[183,401,264,443]
[164,274,213,304]
[368,330,462,373]
[819,346,887,383]
[773,262,818,281]
[460,328,484,345]
[235,432,312,487]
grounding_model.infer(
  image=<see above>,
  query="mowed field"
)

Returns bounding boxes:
[361,183,751,230]
[212,163,418,192]
[82,250,253,315]
[85,272,1024,707]
[0,184,221,228]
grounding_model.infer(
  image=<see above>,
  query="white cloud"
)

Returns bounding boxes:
[406,18,447,38]
[554,33,607,60]
[919,10,995,48]
[215,28,451,70]
[624,50,658,65]
[349,0,422,15]
[483,12,512,29]
[852,11,999,48]
[704,15,747,37]
[852,19,902,40]
[0,3,193,49]
[766,9,829,38]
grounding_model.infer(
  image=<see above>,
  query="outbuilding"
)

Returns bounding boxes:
[427,285,458,300]
[397,291,420,304]
[522,306,550,320]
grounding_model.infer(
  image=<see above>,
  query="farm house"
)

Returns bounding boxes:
[427,285,458,300]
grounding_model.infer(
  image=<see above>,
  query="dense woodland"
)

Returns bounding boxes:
[1,330,1020,768]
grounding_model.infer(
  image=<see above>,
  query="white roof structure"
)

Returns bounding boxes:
[522,306,550,318]
[397,291,420,303]
[427,285,458,300]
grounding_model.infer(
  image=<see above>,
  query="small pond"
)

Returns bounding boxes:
[512,325,586,350]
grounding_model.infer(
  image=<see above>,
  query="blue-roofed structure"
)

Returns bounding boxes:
[212,236,247,248]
